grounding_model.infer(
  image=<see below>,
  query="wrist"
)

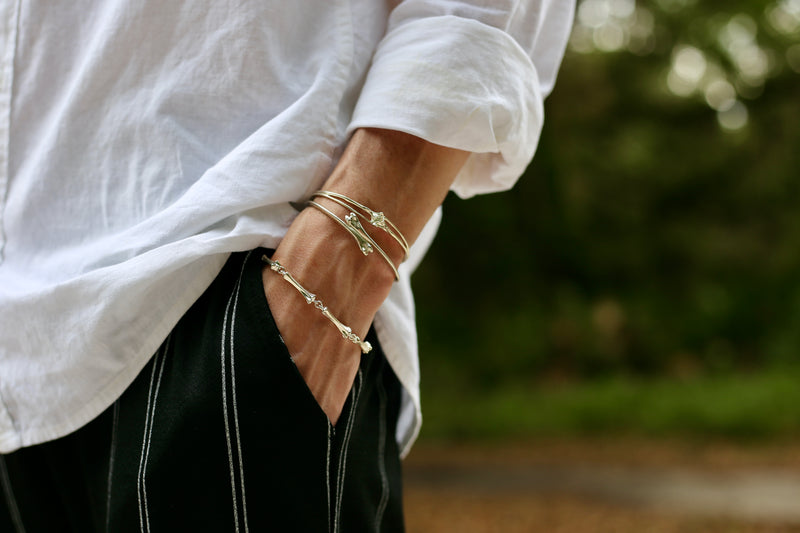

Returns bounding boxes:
[271,206,394,326]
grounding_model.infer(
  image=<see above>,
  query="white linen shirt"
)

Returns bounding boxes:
[0,0,573,456]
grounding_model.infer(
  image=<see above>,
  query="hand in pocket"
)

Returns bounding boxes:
[261,206,395,426]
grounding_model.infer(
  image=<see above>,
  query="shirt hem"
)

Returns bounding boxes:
[0,257,228,454]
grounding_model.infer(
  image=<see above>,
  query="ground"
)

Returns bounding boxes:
[403,438,800,533]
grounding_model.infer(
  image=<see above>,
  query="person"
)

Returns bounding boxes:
[0,1,574,531]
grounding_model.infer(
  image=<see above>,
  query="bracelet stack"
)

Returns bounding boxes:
[306,200,400,281]
[311,191,409,261]
[263,191,408,354]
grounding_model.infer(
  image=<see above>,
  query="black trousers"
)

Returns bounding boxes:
[0,249,405,532]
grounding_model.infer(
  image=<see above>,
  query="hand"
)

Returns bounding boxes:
[262,205,395,425]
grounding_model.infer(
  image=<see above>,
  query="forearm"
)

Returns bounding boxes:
[273,127,469,322]
[263,128,468,424]
[323,128,470,252]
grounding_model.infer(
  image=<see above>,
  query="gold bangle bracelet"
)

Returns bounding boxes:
[307,200,374,256]
[262,255,372,354]
[313,190,410,260]
[311,191,410,261]
[307,200,400,281]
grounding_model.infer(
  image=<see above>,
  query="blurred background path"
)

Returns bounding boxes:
[403,440,800,532]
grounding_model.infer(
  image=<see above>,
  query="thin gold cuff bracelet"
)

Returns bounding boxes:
[313,190,410,261]
[307,200,373,256]
[262,255,373,354]
[307,200,400,281]
[312,191,410,261]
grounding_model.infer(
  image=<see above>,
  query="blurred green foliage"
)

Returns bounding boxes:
[421,371,800,441]
[413,0,800,391]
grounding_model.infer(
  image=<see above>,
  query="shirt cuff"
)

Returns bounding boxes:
[347,15,545,199]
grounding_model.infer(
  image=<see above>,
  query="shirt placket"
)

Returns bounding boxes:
[0,0,20,264]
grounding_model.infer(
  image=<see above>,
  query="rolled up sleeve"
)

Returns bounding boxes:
[347,0,575,198]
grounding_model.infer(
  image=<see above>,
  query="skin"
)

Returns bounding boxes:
[262,127,470,425]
